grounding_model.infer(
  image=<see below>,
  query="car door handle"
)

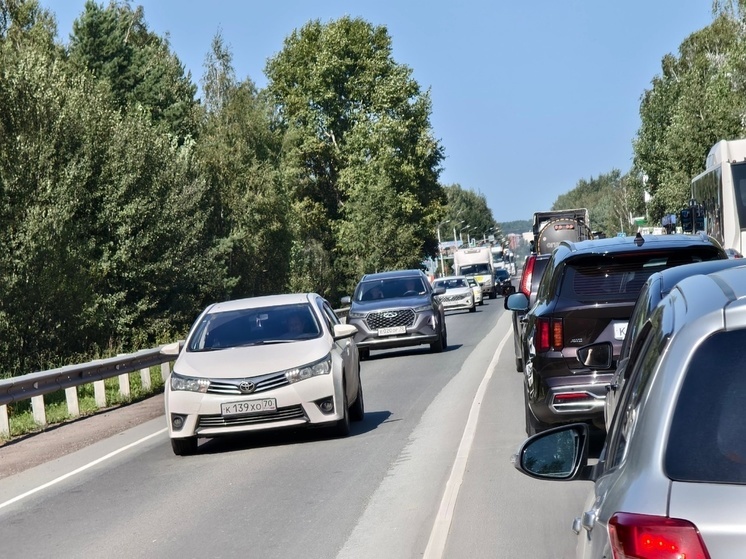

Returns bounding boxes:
[580,508,597,533]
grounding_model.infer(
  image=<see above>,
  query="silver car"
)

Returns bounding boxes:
[513,265,746,558]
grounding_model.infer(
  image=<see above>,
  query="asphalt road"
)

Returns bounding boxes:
[0,298,590,559]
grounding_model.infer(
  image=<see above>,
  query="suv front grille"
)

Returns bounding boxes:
[366,309,416,329]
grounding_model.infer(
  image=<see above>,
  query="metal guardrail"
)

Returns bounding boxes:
[0,344,179,437]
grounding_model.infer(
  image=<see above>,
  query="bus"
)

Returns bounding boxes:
[690,138,746,254]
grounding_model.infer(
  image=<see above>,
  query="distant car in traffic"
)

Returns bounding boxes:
[163,293,363,455]
[432,275,476,313]
[341,269,447,360]
[466,276,484,306]
[725,247,743,258]
[494,268,515,296]
[513,264,746,558]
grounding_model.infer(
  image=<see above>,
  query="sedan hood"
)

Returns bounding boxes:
[175,338,330,379]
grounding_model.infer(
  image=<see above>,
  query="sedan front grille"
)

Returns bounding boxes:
[366,308,416,329]
[207,371,290,395]
[438,294,469,302]
[198,404,307,428]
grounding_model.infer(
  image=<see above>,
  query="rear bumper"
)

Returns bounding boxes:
[529,371,614,426]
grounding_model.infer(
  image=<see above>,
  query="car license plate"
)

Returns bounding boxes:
[378,326,406,336]
[221,398,277,417]
[613,322,628,340]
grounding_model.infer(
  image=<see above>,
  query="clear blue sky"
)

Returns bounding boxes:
[42,0,715,223]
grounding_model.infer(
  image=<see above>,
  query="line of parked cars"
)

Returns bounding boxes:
[506,231,746,557]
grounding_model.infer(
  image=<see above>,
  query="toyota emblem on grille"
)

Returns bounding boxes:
[239,381,256,394]
[383,312,397,318]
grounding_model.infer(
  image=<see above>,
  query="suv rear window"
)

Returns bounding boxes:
[560,250,721,303]
[666,329,746,484]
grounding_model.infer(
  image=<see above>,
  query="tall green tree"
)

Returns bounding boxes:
[442,184,497,244]
[68,0,199,140]
[265,17,445,297]
[197,33,290,299]
[634,13,745,221]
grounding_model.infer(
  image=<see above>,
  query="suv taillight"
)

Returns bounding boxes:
[520,255,536,297]
[609,513,710,559]
[536,317,563,352]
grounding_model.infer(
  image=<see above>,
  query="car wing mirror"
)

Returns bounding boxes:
[333,323,357,340]
[577,342,613,369]
[504,292,529,312]
[512,423,594,482]
[340,296,351,305]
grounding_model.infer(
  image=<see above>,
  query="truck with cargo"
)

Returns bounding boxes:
[453,246,496,299]
[531,208,592,254]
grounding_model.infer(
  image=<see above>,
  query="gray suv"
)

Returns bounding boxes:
[341,269,447,359]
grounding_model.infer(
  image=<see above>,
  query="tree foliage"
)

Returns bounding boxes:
[265,17,445,296]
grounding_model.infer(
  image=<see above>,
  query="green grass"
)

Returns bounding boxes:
[2,366,166,441]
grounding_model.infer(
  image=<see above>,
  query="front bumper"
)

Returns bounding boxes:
[166,375,342,439]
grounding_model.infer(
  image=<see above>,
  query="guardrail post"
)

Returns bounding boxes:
[94,380,107,408]
[31,395,47,427]
[65,387,80,417]
[118,373,130,399]
[140,367,151,390]
[161,362,170,382]
[0,405,9,437]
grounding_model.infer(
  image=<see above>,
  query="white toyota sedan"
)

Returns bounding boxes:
[163,293,363,455]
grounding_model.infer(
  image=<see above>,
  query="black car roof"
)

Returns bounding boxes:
[559,232,722,255]
[655,259,746,294]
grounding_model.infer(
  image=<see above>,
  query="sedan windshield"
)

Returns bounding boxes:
[187,303,321,351]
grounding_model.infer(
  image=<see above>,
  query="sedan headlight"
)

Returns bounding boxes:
[285,354,332,383]
[170,372,210,393]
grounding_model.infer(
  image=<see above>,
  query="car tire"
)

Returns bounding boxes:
[479,299,484,306]
[524,390,549,437]
[430,321,447,352]
[332,388,351,437]
[359,348,370,361]
[515,356,524,373]
[171,437,198,456]
[489,289,497,300]
[469,303,476,313]
[349,373,365,422]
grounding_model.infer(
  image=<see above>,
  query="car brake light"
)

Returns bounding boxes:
[609,513,711,559]
[520,256,535,297]
[536,318,563,352]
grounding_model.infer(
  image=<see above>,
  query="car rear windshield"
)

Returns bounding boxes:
[666,329,746,485]
[560,249,722,303]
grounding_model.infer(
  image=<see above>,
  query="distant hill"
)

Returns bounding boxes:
[499,219,531,235]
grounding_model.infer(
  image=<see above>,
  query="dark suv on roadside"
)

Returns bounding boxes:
[506,233,726,436]
[506,253,551,372]
[341,269,447,360]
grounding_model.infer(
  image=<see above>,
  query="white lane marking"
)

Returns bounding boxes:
[0,427,167,511]
[423,328,512,559]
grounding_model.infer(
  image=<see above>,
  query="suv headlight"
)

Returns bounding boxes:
[347,310,367,319]
[413,304,433,313]
[170,372,210,393]
[286,354,332,383]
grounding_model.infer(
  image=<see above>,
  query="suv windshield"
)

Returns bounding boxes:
[355,277,426,301]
